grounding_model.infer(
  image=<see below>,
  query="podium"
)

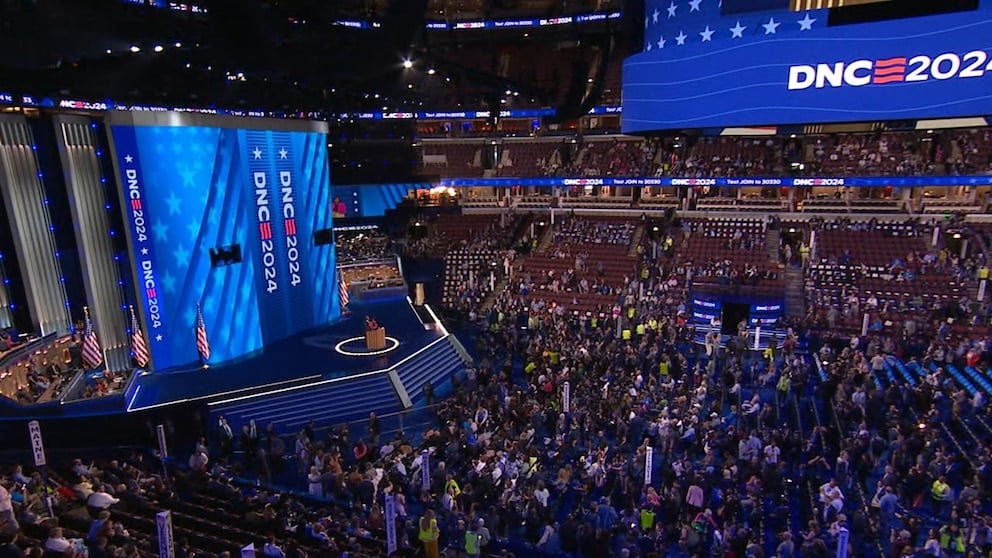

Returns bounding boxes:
[365,328,386,350]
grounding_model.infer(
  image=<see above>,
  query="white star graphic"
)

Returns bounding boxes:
[252,147,262,160]
[667,1,677,18]
[657,36,666,49]
[700,25,714,42]
[140,247,149,255]
[155,334,163,342]
[279,148,288,160]
[652,8,659,23]
[762,17,781,35]
[646,41,652,51]
[688,0,702,11]
[730,21,746,38]
[798,13,816,30]
[675,30,687,45]
[124,155,134,163]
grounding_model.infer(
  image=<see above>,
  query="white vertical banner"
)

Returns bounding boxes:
[932,226,940,247]
[562,381,571,413]
[385,494,397,554]
[861,313,870,336]
[809,230,817,261]
[753,326,761,351]
[978,279,987,302]
[421,449,430,491]
[240,544,255,558]
[644,447,653,487]
[156,424,168,460]
[156,511,175,558]
[28,420,46,467]
[835,526,849,558]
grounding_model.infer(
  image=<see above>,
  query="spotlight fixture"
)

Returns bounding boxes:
[427,67,436,75]
[153,45,164,52]
[129,45,141,53]
[402,59,413,69]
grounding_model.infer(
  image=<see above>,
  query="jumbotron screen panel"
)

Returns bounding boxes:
[109,114,339,370]
[624,0,992,131]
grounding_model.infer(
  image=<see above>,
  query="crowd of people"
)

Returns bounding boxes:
[336,231,396,264]
[2,211,992,558]
[489,129,992,181]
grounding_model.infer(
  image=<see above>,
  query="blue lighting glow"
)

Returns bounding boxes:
[109,122,339,369]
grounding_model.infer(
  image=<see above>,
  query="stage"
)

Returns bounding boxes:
[126,298,444,412]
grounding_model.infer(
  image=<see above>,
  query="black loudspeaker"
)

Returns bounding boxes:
[209,244,242,267]
[313,228,334,246]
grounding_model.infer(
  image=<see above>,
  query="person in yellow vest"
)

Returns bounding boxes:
[465,520,483,558]
[640,506,656,531]
[445,475,461,497]
[931,476,951,517]
[648,318,658,331]
[799,242,810,268]
[636,322,646,338]
[419,509,440,558]
[622,329,632,341]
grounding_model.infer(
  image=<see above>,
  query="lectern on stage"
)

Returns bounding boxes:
[365,327,386,350]
[364,316,386,350]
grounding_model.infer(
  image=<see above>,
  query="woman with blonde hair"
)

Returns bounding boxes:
[419,508,441,558]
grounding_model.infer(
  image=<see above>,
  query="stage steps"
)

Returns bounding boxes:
[207,336,467,433]
[395,337,465,405]
[208,372,400,434]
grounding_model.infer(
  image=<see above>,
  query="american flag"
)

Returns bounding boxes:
[81,306,104,368]
[338,271,350,309]
[643,0,825,52]
[195,303,210,362]
[129,305,150,367]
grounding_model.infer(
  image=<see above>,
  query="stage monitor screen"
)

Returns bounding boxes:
[624,0,992,132]
[108,113,339,370]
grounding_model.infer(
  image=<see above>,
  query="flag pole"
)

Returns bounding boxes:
[196,302,209,369]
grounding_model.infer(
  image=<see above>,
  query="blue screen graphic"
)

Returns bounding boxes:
[624,6,992,131]
[111,124,339,370]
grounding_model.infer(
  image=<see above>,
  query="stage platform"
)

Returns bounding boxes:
[126,298,444,412]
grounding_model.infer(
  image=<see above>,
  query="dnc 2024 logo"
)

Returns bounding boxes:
[788,50,992,90]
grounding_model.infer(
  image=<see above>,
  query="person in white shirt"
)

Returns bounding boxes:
[44,527,72,553]
[819,479,845,521]
[763,442,781,467]
[534,481,550,508]
[87,486,120,510]
[0,480,18,531]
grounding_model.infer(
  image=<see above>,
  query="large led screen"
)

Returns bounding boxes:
[108,114,339,370]
[624,4,992,132]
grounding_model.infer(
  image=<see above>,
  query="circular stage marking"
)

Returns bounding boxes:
[334,336,400,357]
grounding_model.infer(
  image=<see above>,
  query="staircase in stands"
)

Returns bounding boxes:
[784,266,806,319]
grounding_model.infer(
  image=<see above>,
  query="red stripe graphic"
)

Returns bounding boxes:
[875,57,907,67]
[873,66,905,76]
[131,199,142,210]
[873,75,905,84]
[259,222,272,240]
[285,219,296,236]
[146,288,157,299]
